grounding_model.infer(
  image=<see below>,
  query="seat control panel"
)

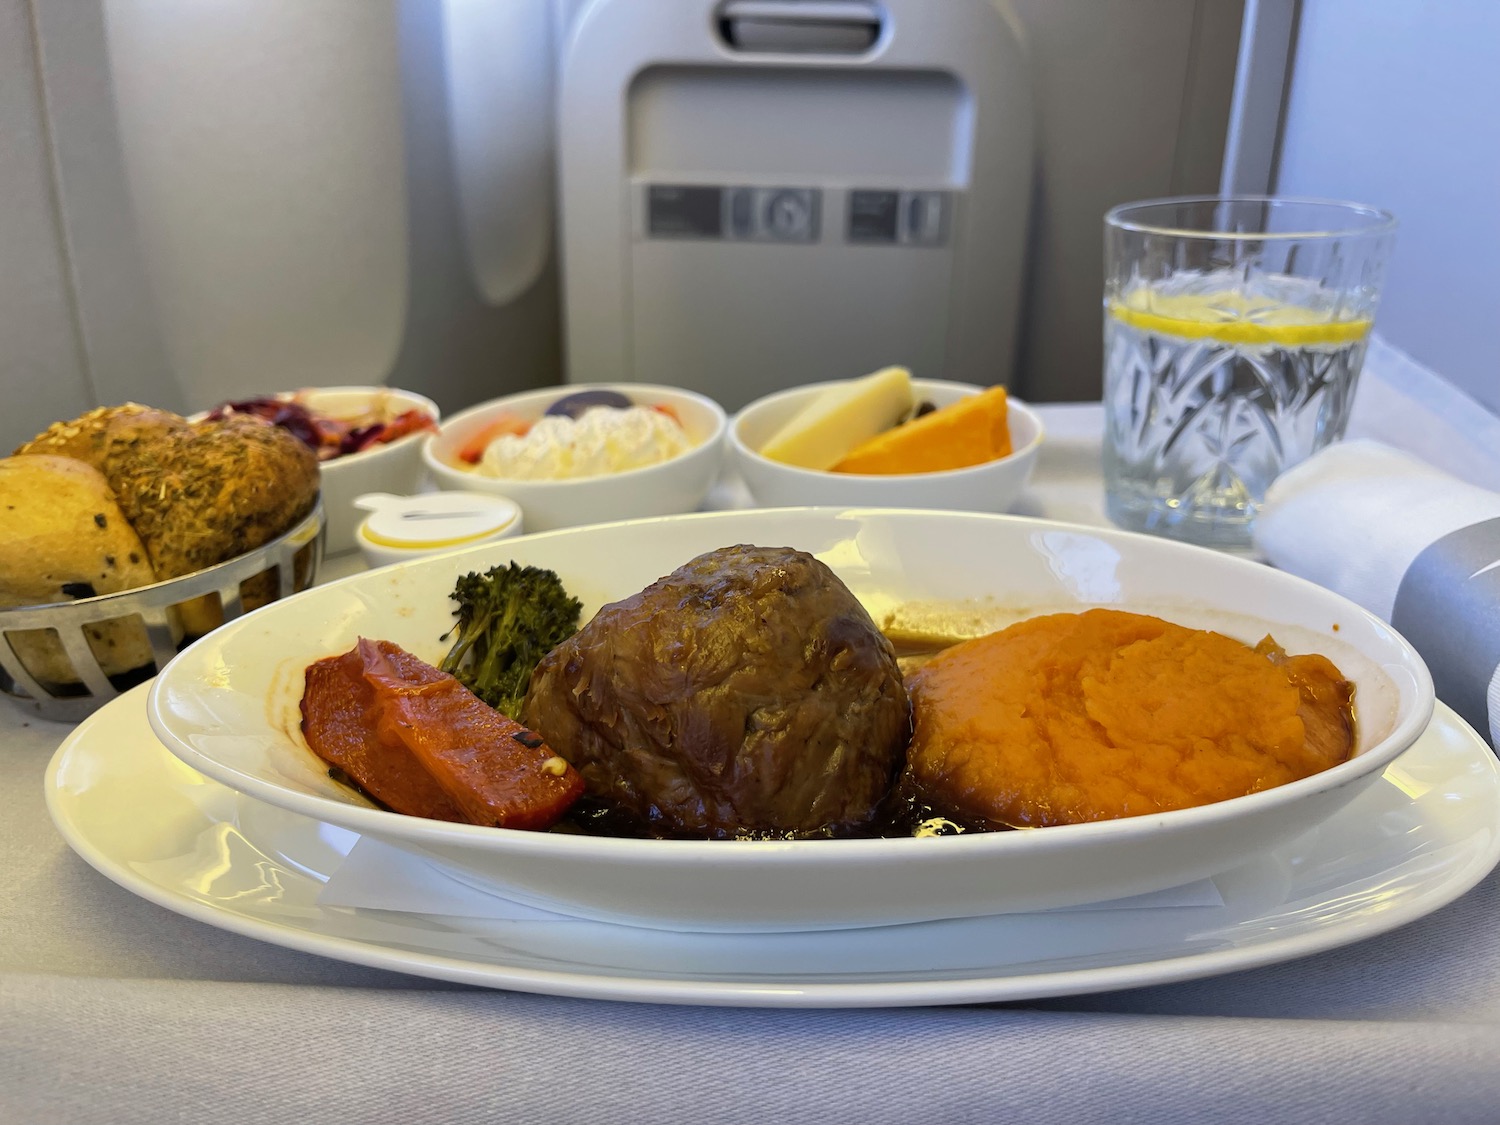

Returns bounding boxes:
[645,183,949,246]
[648,184,821,243]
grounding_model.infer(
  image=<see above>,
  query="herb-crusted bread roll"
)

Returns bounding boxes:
[0,455,160,684]
[101,411,319,583]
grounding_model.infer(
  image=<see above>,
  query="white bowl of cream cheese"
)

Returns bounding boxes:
[422,384,727,531]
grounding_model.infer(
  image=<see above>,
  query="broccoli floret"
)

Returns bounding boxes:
[439,563,582,718]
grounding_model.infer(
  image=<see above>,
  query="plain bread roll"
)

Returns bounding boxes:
[0,455,160,685]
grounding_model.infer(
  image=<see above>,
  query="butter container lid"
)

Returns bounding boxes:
[354,492,522,551]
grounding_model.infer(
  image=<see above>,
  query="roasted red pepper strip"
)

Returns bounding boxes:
[301,644,468,823]
[358,638,582,830]
[301,639,584,829]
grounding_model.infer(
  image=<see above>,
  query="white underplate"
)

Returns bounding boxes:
[48,686,1500,1008]
[146,508,1434,931]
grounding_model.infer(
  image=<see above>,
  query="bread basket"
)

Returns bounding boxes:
[0,500,325,722]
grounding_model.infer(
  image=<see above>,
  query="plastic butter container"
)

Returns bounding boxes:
[354,491,523,569]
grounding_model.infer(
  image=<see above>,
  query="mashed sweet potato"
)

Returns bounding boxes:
[905,608,1355,828]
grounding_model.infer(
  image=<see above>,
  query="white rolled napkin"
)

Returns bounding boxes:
[1256,439,1500,745]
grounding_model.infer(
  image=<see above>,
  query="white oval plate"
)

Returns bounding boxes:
[146,508,1434,931]
[49,686,1500,1008]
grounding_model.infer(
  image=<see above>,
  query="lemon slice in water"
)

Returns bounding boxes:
[1109,290,1372,346]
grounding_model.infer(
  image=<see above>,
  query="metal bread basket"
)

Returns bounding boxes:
[0,501,325,723]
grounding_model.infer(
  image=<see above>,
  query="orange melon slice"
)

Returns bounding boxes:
[831,386,1012,474]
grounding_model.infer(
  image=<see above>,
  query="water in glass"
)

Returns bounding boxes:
[1103,275,1371,549]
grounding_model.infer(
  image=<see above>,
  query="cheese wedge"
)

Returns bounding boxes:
[758,367,915,470]
[832,385,1011,474]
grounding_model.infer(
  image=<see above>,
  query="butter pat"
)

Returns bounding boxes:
[759,367,915,470]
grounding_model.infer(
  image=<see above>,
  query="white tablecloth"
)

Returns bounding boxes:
[5,337,1500,1125]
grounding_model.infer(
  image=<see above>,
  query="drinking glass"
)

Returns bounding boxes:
[1102,196,1396,549]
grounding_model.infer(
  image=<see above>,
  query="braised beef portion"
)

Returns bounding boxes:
[521,544,911,839]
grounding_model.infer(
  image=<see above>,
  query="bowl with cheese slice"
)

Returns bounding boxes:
[728,368,1044,513]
